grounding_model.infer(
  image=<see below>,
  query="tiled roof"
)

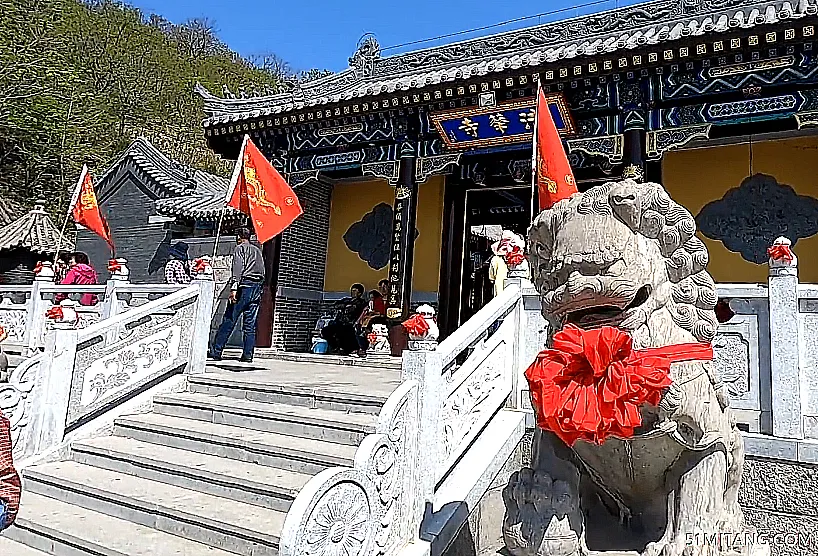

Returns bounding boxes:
[0,203,73,255]
[97,137,235,222]
[154,195,244,221]
[197,0,817,125]
[98,137,229,197]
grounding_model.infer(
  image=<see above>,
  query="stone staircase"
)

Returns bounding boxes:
[3,356,402,555]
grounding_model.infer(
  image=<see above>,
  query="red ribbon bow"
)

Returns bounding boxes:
[525,324,713,446]
[402,314,430,337]
[767,244,793,263]
[367,332,378,344]
[107,260,121,272]
[33,262,44,274]
[505,247,526,267]
[192,258,210,273]
[45,307,64,320]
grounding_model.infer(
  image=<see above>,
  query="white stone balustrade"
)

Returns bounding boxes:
[279,285,527,556]
[1,267,215,463]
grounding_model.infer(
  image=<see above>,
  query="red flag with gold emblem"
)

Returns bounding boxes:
[226,136,303,244]
[70,166,114,250]
[533,86,577,211]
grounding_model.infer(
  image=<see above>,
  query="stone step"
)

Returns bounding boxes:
[23,462,284,556]
[153,392,377,445]
[71,436,311,512]
[228,349,402,370]
[0,536,50,555]
[114,412,356,474]
[7,492,239,556]
[188,372,389,415]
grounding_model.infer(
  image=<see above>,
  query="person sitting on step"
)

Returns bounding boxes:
[321,283,367,357]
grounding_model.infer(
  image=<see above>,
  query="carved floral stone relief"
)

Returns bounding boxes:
[696,173,818,264]
[712,333,750,400]
[0,306,27,344]
[0,354,39,458]
[79,326,181,407]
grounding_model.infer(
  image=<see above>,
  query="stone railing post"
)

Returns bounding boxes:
[32,301,79,454]
[514,282,549,423]
[101,258,130,320]
[189,257,216,374]
[23,262,56,356]
[767,236,803,439]
[402,346,443,530]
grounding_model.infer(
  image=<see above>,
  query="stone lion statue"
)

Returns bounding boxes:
[503,179,767,556]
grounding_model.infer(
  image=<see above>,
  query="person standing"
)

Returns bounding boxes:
[57,252,98,306]
[208,228,265,362]
[164,242,192,285]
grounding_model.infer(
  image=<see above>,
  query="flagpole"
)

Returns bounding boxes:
[530,84,541,226]
[213,135,250,258]
[53,165,88,264]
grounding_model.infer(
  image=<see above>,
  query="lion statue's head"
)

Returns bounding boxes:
[527,179,718,348]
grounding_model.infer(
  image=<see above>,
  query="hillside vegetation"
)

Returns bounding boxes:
[0,0,282,213]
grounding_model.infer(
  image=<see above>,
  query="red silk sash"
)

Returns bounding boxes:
[525,324,713,446]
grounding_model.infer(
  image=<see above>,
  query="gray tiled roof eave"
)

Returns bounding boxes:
[154,195,244,222]
[197,0,817,125]
[0,207,74,255]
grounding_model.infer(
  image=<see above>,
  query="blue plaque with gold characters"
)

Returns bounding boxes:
[429,94,575,150]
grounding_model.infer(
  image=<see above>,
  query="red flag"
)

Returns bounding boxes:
[226,136,303,244]
[533,86,577,211]
[71,166,114,249]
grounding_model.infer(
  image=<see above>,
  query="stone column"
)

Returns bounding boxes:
[767,237,803,439]
[386,143,419,320]
[402,348,443,528]
[101,258,130,320]
[190,257,216,374]
[33,301,79,455]
[24,263,56,356]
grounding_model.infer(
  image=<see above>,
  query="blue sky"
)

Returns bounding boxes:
[129,0,645,73]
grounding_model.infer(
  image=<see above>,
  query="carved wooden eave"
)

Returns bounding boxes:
[197,0,818,129]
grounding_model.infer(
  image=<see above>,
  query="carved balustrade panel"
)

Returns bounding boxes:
[279,380,420,556]
[439,309,516,480]
[714,285,770,433]
[65,287,199,428]
[0,287,31,346]
[0,353,44,460]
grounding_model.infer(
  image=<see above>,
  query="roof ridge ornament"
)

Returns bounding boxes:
[349,33,381,77]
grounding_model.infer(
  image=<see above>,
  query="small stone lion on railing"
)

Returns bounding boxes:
[503,179,767,556]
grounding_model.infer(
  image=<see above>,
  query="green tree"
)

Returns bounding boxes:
[0,0,282,215]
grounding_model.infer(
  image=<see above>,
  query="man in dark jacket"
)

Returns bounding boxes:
[0,411,20,532]
[208,228,266,362]
[321,283,367,356]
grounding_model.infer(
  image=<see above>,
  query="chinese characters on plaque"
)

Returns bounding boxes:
[429,95,574,150]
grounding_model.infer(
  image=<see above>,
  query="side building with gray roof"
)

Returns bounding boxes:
[74,137,245,285]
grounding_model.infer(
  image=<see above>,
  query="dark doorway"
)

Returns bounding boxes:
[437,180,534,338]
[256,237,281,348]
[459,186,532,327]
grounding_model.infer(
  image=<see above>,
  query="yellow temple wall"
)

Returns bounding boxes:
[323,176,445,295]
[662,135,818,284]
